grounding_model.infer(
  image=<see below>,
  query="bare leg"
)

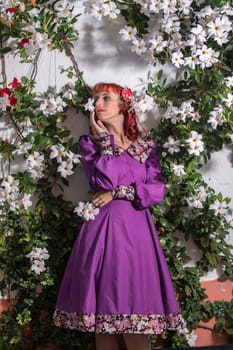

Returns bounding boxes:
[95,334,119,350]
[123,334,151,350]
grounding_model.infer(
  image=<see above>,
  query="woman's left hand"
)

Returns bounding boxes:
[92,190,113,208]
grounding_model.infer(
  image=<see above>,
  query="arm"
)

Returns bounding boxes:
[111,142,165,208]
[79,134,119,191]
[133,142,165,209]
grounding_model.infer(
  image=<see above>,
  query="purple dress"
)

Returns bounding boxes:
[53,134,186,334]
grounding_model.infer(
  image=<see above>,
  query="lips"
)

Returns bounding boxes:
[97,109,105,112]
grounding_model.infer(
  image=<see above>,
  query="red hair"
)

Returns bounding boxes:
[92,82,139,141]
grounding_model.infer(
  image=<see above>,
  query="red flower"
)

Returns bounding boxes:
[0,87,11,97]
[6,7,17,14]
[20,38,30,48]
[9,77,22,89]
[121,87,132,103]
[9,96,17,106]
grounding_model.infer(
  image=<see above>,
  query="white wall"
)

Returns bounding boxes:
[1,7,233,281]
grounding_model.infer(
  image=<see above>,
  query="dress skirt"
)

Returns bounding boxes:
[53,135,186,334]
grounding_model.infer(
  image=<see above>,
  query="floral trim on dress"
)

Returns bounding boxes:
[96,133,154,163]
[112,185,135,201]
[98,133,114,156]
[127,138,154,163]
[53,309,186,334]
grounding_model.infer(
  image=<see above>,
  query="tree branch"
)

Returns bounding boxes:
[0,22,7,85]
[64,45,85,83]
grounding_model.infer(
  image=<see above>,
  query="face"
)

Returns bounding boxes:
[94,91,123,122]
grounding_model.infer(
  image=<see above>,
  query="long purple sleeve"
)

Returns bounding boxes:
[79,135,119,191]
[133,143,165,210]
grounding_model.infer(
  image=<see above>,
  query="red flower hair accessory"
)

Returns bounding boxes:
[121,87,132,103]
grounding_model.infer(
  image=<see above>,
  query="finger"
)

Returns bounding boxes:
[90,111,96,126]
[97,120,108,133]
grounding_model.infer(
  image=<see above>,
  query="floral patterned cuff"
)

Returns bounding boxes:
[99,133,113,156]
[112,185,135,201]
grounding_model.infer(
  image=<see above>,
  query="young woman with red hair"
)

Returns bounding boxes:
[54,83,186,350]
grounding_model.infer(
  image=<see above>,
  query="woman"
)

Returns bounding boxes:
[53,83,186,350]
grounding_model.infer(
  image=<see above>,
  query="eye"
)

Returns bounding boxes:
[103,95,110,101]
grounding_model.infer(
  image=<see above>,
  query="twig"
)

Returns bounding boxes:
[29,49,42,87]
[0,20,7,85]
[64,45,85,83]
[198,324,226,334]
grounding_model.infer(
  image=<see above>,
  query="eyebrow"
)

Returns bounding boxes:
[94,92,110,96]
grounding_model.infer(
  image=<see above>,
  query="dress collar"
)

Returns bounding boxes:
[113,137,154,163]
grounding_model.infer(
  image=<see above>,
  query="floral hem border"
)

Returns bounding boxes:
[53,309,186,334]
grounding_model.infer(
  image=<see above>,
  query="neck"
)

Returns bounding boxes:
[104,122,130,147]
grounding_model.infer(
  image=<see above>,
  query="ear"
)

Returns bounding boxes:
[119,101,128,111]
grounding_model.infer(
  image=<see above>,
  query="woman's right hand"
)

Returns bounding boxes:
[90,112,109,135]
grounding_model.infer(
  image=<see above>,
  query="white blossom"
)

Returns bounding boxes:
[26,151,44,168]
[66,151,81,164]
[187,131,204,156]
[221,3,233,16]
[149,35,167,53]
[0,94,9,111]
[10,198,21,211]
[178,0,193,15]
[31,260,46,275]
[24,39,37,56]
[163,136,181,154]
[198,5,218,19]
[209,200,227,215]
[149,0,161,13]
[91,3,104,20]
[57,161,74,178]
[171,51,185,68]
[62,84,77,100]
[195,45,219,69]
[52,96,67,113]
[190,24,207,44]
[161,15,181,34]
[74,201,99,221]
[207,105,224,129]
[225,76,233,88]
[39,98,56,115]
[103,2,120,19]
[185,55,198,70]
[1,175,19,194]
[171,164,185,176]
[223,93,233,107]
[13,142,32,155]
[28,166,44,179]
[188,186,208,210]
[198,186,208,202]
[50,145,66,163]
[178,101,195,121]
[135,94,155,113]
[83,202,100,221]
[119,26,137,41]
[163,103,180,124]
[131,38,147,55]
[74,201,86,217]
[26,247,50,261]
[84,97,95,112]
[32,32,51,49]
[54,0,73,17]
[160,0,177,15]
[179,329,198,347]
[22,193,33,210]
